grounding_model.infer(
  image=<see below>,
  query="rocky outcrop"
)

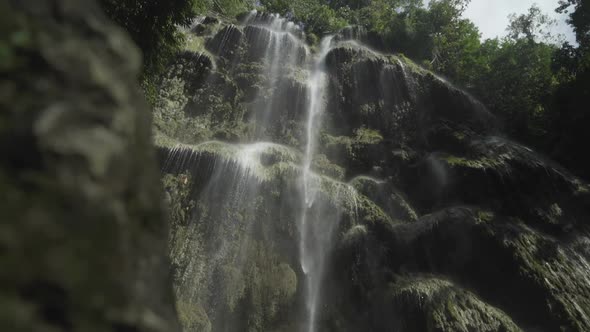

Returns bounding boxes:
[157,13,590,332]
[0,1,179,331]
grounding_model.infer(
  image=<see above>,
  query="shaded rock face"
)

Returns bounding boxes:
[156,12,590,332]
[0,1,179,331]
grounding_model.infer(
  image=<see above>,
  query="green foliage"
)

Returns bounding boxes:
[507,4,557,43]
[471,39,557,139]
[558,0,590,48]
[100,0,588,179]
[431,18,481,83]
[260,0,347,35]
[99,0,197,104]
[209,0,257,18]
[356,0,587,180]
[352,0,479,79]
[99,0,195,76]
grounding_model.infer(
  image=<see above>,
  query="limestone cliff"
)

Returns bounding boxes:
[157,12,590,332]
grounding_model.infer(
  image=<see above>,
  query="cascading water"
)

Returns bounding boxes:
[242,12,309,137]
[153,8,588,332]
[159,13,355,332]
[159,11,365,329]
[299,36,335,332]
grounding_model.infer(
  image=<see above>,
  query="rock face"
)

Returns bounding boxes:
[0,1,179,331]
[157,12,590,332]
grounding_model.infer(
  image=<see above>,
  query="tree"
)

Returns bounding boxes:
[99,0,196,78]
[544,0,590,179]
[472,38,556,139]
[430,16,481,84]
[557,0,590,48]
[260,0,347,35]
[99,0,198,104]
[507,4,557,43]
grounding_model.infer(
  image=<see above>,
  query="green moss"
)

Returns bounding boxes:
[573,178,590,195]
[354,127,383,145]
[184,34,207,53]
[453,131,466,141]
[313,154,345,180]
[356,195,394,225]
[476,210,494,223]
[177,301,212,332]
[492,224,590,331]
[220,264,247,312]
[306,32,319,47]
[285,66,309,84]
[234,62,267,90]
[388,277,522,332]
[392,53,429,76]
[359,103,377,116]
[321,127,383,167]
[443,155,504,170]
[163,172,195,228]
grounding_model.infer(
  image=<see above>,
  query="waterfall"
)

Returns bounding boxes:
[160,13,350,331]
[159,12,370,329]
[155,9,590,332]
[300,36,335,332]
[241,12,309,137]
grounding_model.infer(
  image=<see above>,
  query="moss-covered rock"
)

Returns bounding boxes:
[156,13,590,332]
[177,301,212,332]
[385,277,522,332]
[0,1,179,331]
[350,176,418,222]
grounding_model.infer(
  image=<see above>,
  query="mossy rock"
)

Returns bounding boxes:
[0,1,179,331]
[350,176,418,222]
[385,277,522,332]
[155,17,590,332]
[205,24,244,61]
[177,302,212,332]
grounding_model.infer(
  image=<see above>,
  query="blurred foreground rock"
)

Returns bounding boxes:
[0,1,179,331]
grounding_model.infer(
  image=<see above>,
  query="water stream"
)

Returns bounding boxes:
[299,36,334,332]
[165,13,351,331]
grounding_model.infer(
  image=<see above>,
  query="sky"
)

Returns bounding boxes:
[461,0,576,44]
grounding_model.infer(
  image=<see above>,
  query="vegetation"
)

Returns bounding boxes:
[100,0,589,180]
[254,0,590,179]
[546,0,590,179]
[98,0,196,103]
[98,0,254,103]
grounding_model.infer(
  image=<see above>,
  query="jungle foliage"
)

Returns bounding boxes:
[99,0,590,179]
[263,0,590,180]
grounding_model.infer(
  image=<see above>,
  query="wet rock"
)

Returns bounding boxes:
[243,25,307,64]
[359,207,590,331]
[205,25,244,61]
[157,15,590,332]
[381,277,522,332]
[350,176,418,222]
[203,16,219,25]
